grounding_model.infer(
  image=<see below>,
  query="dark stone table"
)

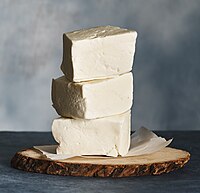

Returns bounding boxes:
[0,131,199,193]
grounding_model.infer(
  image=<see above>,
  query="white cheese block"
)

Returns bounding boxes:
[61,26,137,82]
[52,111,131,157]
[52,72,133,119]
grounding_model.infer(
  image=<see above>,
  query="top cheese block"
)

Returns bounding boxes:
[61,26,137,82]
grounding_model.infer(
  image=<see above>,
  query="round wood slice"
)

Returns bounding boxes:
[11,147,190,177]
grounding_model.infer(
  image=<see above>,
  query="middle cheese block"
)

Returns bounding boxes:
[52,111,131,157]
[52,72,133,119]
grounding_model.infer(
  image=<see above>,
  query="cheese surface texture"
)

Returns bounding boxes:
[61,26,137,82]
[52,111,131,157]
[52,72,133,119]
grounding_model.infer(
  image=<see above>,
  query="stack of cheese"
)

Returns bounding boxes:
[51,26,137,157]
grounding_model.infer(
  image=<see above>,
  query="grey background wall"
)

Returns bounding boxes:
[0,0,199,131]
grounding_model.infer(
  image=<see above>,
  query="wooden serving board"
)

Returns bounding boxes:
[11,147,190,177]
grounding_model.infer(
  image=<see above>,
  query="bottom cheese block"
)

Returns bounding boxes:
[52,111,131,157]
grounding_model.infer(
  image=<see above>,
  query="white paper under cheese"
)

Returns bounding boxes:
[51,111,131,157]
[126,127,173,156]
[34,127,172,160]
[34,145,75,160]
[52,72,133,119]
[61,26,137,82]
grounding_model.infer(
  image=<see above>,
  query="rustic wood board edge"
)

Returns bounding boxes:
[11,148,190,178]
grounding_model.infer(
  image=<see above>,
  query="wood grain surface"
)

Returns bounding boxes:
[11,147,190,177]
